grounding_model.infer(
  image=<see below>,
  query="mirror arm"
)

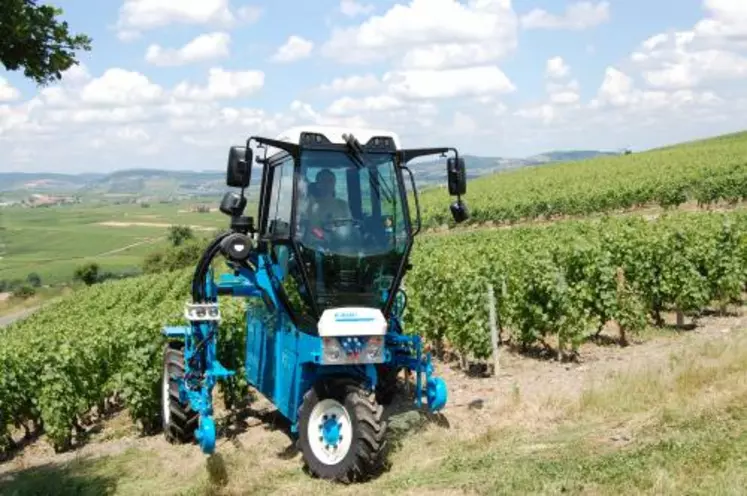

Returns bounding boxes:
[245,136,300,158]
[398,147,451,164]
[402,166,422,236]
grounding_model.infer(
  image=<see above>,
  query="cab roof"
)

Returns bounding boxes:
[273,125,402,149]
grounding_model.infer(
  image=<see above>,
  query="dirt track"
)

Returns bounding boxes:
[0,306,40,328]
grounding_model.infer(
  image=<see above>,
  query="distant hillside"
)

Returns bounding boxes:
[0,169,252,200]
[411,150,620,186]
[0,172,105,192]
[0,149,618,199]
[80,169,228,197]
[416,129,747,228]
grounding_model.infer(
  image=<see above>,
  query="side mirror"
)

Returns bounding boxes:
[447,157,466,196]
[450,199,469,223]
[227,146,252,188]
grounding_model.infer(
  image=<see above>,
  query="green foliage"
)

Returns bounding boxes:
[142,237,211,274]
[1,211,744,454]
[418,131,747,229]
[0,269,247,453]
[11,283,36,299]
[73,262,99,286]
[26,272,41,287]
[0,1,92,85]
[406,210,747,359]
[167,225,195,247]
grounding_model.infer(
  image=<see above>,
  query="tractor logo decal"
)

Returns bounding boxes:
[334,311,375,323]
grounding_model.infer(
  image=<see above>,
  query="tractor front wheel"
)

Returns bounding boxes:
[375,364,400,406]
[297,379,388,483]
[161,341,198,444]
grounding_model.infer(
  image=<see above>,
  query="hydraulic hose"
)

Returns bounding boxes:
[186,230,232,380]
[191,230,232,302]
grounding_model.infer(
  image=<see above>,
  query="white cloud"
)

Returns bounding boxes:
[521,1,610,30]
[271,35,314,63]
[7,0,747,173]
[115,0,261,39]
[327,95,403,116]
[515,104,557,125]
[450,111,478,134]
[550,89,580,105]
[237,5,263,23]
[319,74,381,93]
[0,77,21,102]
[80,69,164,106]
[340,0,374,17]
[146,32,230,66]
[384,65,515,99]
[643,49,747,89]
[546,57,570,79]
[589,66,723,112]
[624,1,747,96]
[322,0,518,70]
[173,67,265,101]
[61,64,91,85]
[593,67,634,107]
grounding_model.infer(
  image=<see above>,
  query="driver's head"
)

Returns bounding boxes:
[316,169,336,198]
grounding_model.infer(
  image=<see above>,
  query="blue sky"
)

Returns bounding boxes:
[2,0,747,173]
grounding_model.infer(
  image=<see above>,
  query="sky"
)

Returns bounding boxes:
[2,0,747,173]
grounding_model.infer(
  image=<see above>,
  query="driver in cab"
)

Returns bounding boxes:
[307,169,351,237]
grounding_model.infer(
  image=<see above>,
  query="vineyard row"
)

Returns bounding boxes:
[406,210,747,360]
[1,210,746,453]
[417,134,747,228]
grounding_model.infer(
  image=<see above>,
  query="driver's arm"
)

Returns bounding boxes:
[334,198,351,219]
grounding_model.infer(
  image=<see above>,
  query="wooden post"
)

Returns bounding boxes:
[488,284,500,378]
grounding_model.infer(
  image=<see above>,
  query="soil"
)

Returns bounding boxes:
[1,308,745,478]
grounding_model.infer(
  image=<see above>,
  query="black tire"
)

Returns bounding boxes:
[375,364,400,406]
[162,341,198,444]
[297,378,388,483]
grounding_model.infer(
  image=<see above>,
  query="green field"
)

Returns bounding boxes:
[418,130,747,228]
[0,201,229,285]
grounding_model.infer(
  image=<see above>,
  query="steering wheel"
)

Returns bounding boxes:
[311,217,362,242]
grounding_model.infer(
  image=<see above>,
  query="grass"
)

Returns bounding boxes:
[2,328,745,495]
[0,201,229,284]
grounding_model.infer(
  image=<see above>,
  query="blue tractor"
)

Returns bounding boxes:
[160,125,469,482]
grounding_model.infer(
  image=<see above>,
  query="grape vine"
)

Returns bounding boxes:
[1,210,744,454]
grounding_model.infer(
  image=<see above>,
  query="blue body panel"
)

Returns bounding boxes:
[161,251,446,454]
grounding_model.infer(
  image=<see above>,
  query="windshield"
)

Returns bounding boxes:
[293,149,410,312]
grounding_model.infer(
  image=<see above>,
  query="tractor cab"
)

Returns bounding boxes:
[220,126,468,333]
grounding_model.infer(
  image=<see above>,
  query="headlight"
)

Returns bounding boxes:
[321,336,385,364]
[185,303,221,322]
[323,338,342,363]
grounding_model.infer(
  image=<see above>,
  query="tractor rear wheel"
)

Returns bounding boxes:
[297,379,388,483]
[161,341,198,444]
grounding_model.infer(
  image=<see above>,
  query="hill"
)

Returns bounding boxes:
[418,130,747,228]
[0,169,248,201]
[409,150,620,185]
[0,149,617,201]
